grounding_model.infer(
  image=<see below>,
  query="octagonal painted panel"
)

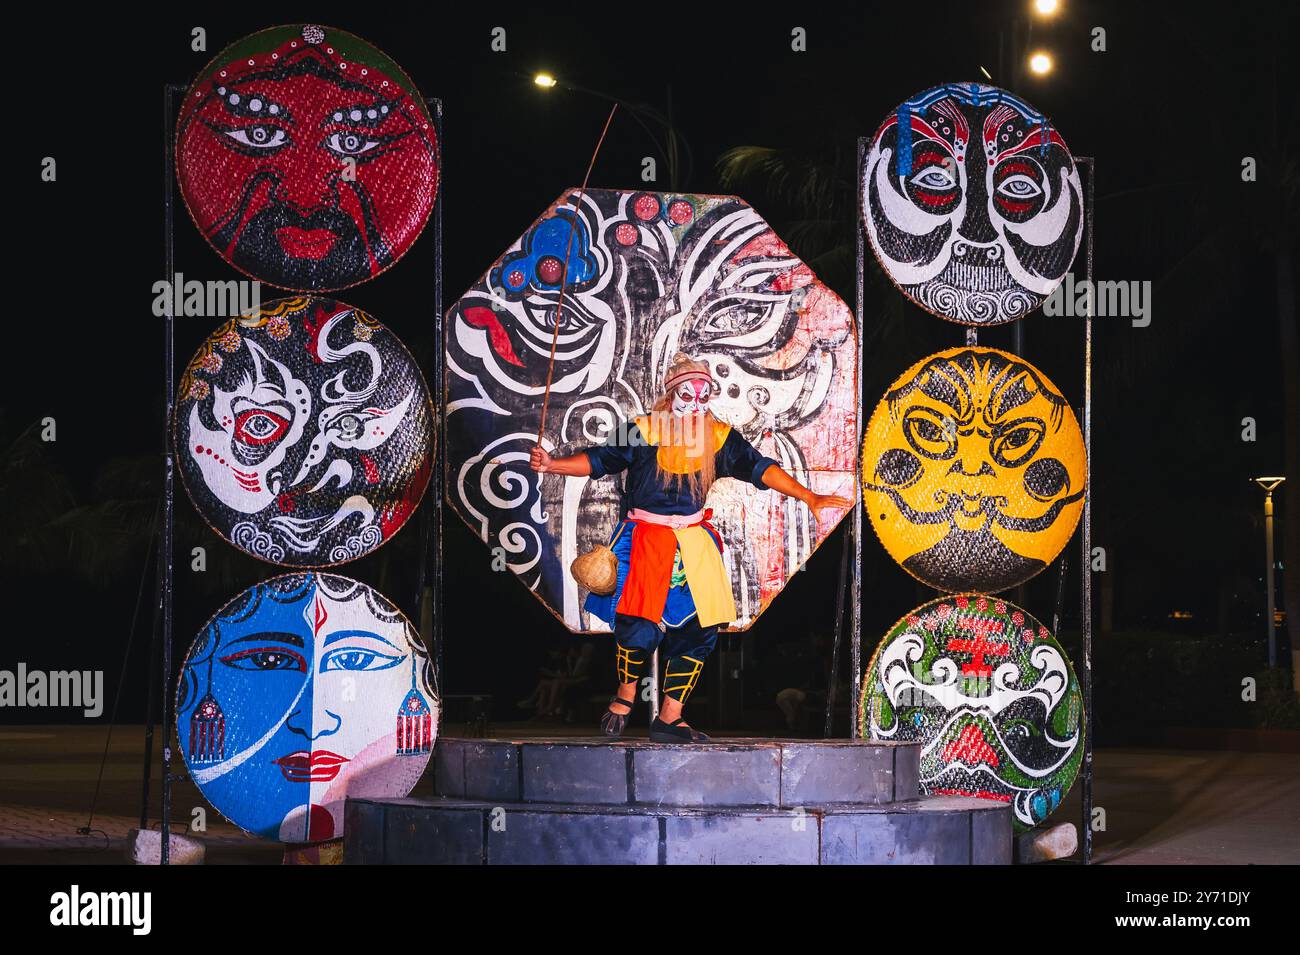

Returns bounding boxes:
[446,189,859,631]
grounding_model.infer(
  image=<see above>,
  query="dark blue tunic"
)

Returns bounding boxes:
[581,419,777,516]
[579,418,777,628]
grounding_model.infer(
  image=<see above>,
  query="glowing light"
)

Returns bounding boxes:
[1034,0,1060,15]
[1029,52,1053,75]
[534,73,557,89]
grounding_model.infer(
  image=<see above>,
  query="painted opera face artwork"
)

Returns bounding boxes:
[177,24,438,291]
[862,347,1084,594]
[446,189,858,630]
[177,574,437,842]
[861,83,1082,325]
[176,297,433,566]
[861,596,1084,831]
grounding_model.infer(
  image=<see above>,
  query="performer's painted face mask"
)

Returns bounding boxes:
[671,379,711,417]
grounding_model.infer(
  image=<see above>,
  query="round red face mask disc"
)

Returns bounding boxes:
[177,24,439,292]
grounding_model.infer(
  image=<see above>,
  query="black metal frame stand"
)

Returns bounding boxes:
[847,137,1096,864]
[1077,155,1095,866]
[154,82,182,866]
[849,136,867,739]
[146,86,444,864]
[417,97,447,706]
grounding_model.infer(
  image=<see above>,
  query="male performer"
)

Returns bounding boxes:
[529,353,850,742]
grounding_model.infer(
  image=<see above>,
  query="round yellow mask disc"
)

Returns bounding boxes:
[862,347,1085,593]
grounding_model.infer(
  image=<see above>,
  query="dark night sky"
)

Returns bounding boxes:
[5,2,1296,722]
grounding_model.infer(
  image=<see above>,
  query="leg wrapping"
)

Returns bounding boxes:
[663,654,705,703]
[615,643,648,685]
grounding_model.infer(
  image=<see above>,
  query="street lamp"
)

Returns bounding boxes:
[1252,476,1286,667]
[1033,0,1060,16]
[528,70,692,190]
[1029,51,1054,75]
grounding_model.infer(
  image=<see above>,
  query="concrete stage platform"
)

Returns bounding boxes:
[344,737,1011,865]
[6,727,1294,864]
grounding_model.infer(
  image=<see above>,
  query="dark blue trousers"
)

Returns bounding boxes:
[613,613,718,703]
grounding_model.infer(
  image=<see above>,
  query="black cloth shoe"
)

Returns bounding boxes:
[600,695,635,738]
[649,717,710,743]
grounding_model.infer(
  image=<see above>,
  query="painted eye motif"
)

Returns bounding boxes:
[698,300,774,338]
[220,646,306,672]
[991,419,1045,467]
[324,410,387,446]
[324,131,380,157]
[910,164,956,190]
[915,419,942,439]
[224,125,288,150]
[334,415,361,439]
[526,301,591,335]
[997,175,1042,199]
[903,408,958,460]
[539,308,574,332]
[904,148,961,211]
[1001,426,1035,449]
[555,306,590,331]
[1004,717,1040,741]
[321,648,405,672]
[233,408,289,446]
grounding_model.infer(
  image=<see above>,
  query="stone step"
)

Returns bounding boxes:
[343,794,1011,865]
[433,736,920,808]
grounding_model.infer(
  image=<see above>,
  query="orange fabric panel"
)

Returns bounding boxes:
[615,522,678,622]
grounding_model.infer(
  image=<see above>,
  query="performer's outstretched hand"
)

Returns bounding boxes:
[808,492,854,520]
[529,445,553,472]
[761,464,854,521]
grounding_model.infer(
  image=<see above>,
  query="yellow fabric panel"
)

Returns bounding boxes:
[673,525,736,628]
